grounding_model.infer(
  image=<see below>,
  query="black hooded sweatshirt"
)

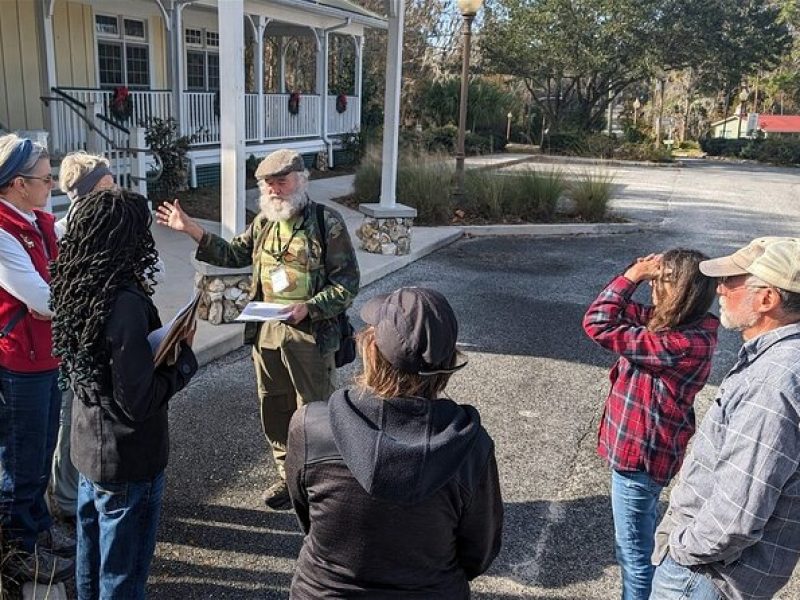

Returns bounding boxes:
[285,388,503,599]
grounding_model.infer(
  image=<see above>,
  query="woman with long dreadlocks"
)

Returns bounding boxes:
[51,187,197,599]
[49,152,167,526]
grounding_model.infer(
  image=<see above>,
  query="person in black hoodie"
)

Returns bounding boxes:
[286,287,503,599]
[50,188,197,600]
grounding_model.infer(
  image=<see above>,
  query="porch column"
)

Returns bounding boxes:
[218,0,246,240]
[41,0,59,154]
[353,35,363,130]
[256,17,267,143]
[315,29,325,142]
[356,0,416,256]
[379,1,404,208]
[167,3,186,134]
[278,37,286,94]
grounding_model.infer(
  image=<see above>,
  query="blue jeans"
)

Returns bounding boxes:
[0,367,61,552]
[611,469,664,600]
[649,555,722,600]
[76,472,165,600]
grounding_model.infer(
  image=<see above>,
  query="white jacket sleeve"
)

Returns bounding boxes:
[0,229,52,317]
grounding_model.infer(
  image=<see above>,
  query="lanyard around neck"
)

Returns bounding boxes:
[268,215,306,262]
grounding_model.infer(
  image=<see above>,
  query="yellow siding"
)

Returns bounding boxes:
[17,0,44,129]
[0,0,44,130]
[150,15,167,88]
[53,1,95,88]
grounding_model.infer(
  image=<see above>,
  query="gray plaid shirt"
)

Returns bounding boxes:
[654,322,800,600]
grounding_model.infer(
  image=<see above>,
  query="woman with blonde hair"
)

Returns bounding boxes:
[583,249,720,600]
[286,287,503,598]
[0,133,73,582]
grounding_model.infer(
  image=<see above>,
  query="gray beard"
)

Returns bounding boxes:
[260,190,308,221]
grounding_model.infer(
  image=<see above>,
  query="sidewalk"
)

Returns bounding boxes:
[151,175,462,367]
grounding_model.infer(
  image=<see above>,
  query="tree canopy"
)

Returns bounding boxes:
[480,0,791,131]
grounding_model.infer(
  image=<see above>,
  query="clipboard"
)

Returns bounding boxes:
[148,292,202,366]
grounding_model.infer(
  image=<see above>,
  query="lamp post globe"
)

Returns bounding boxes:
[454,0,483,204]
[457,0,483,16]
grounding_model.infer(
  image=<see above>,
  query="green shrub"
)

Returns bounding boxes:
[569,171,615,221]
[423,124,458,153]
[699,138,749,157]
[748,138,800,165]
[614,143,673,162]
[144,117,194,199]
[542,132,584,155]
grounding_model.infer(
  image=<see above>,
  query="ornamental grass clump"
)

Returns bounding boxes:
[352,146,453,225]
[568,170,616,221]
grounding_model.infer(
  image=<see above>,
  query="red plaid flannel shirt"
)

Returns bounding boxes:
[583,275,719,486]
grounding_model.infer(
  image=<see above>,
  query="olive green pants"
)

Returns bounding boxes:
[252,322,335,480]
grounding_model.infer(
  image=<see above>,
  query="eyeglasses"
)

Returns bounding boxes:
[718,275,771,292]
[20,174,54,184]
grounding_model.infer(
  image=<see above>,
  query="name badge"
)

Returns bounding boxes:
[270,265,290,292]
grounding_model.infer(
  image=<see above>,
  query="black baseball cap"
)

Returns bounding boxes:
[360,287,467,376]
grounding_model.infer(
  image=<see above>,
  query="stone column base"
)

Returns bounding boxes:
[356,203,418,256]
[191,256,253,325]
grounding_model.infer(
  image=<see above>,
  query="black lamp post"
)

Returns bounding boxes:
[453,0,483,204]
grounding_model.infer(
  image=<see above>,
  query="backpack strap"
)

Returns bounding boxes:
[315,201,328,264]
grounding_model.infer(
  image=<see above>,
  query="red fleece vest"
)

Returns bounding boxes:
[0,202,60,372]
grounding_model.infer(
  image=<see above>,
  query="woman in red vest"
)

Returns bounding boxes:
[0,134,73,583]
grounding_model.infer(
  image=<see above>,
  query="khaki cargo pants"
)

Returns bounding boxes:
[252,321,336,480]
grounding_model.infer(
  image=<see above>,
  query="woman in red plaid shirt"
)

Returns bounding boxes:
[583,249,719,600]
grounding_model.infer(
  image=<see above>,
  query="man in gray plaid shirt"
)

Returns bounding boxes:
[651,237,800,600]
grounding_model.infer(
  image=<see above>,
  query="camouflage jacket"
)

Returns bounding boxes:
[196,201,360,354]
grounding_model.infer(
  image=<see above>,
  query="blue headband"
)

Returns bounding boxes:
[68,165,114,201]
[0,139,33,188]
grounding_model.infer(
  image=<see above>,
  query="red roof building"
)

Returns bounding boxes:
[757,115,800,134]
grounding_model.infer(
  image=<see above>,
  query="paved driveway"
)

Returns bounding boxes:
[149,160,800,599]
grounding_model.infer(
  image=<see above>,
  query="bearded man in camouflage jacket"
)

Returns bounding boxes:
[156,149,359,510]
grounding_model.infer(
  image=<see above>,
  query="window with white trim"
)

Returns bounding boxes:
[185,27,219,91]
[95,14,150,90]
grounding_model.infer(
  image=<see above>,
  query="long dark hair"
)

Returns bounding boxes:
[648,248,716,331]
[50,188,159,391]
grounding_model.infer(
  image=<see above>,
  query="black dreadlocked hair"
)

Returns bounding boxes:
[50,188,159,392]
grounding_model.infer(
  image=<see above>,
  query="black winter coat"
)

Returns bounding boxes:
[286,388,503,599]
[70,285,197,483]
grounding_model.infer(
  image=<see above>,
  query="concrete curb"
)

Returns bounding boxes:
[516,154,685,169]
[460,221,660,237]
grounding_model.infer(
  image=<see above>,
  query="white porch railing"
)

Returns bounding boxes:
[245,94,259,142]
[264,94,321,141]
[53,88,171,156]
[181,92,219,144]
[327,95,359,135]
[51,89,356,152]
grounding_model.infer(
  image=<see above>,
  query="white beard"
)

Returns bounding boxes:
[259,188,308,222]
[719,296,759,331]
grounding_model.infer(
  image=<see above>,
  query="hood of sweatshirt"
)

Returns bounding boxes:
[328,388,483,505]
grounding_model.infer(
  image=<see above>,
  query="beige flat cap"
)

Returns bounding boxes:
[254,149,305,180]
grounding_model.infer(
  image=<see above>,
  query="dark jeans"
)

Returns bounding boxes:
[76,472,165,600]
[0,367,61,552]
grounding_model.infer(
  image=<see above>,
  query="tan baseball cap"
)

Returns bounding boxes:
[254,149,305,180]
[699,237,800,293]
